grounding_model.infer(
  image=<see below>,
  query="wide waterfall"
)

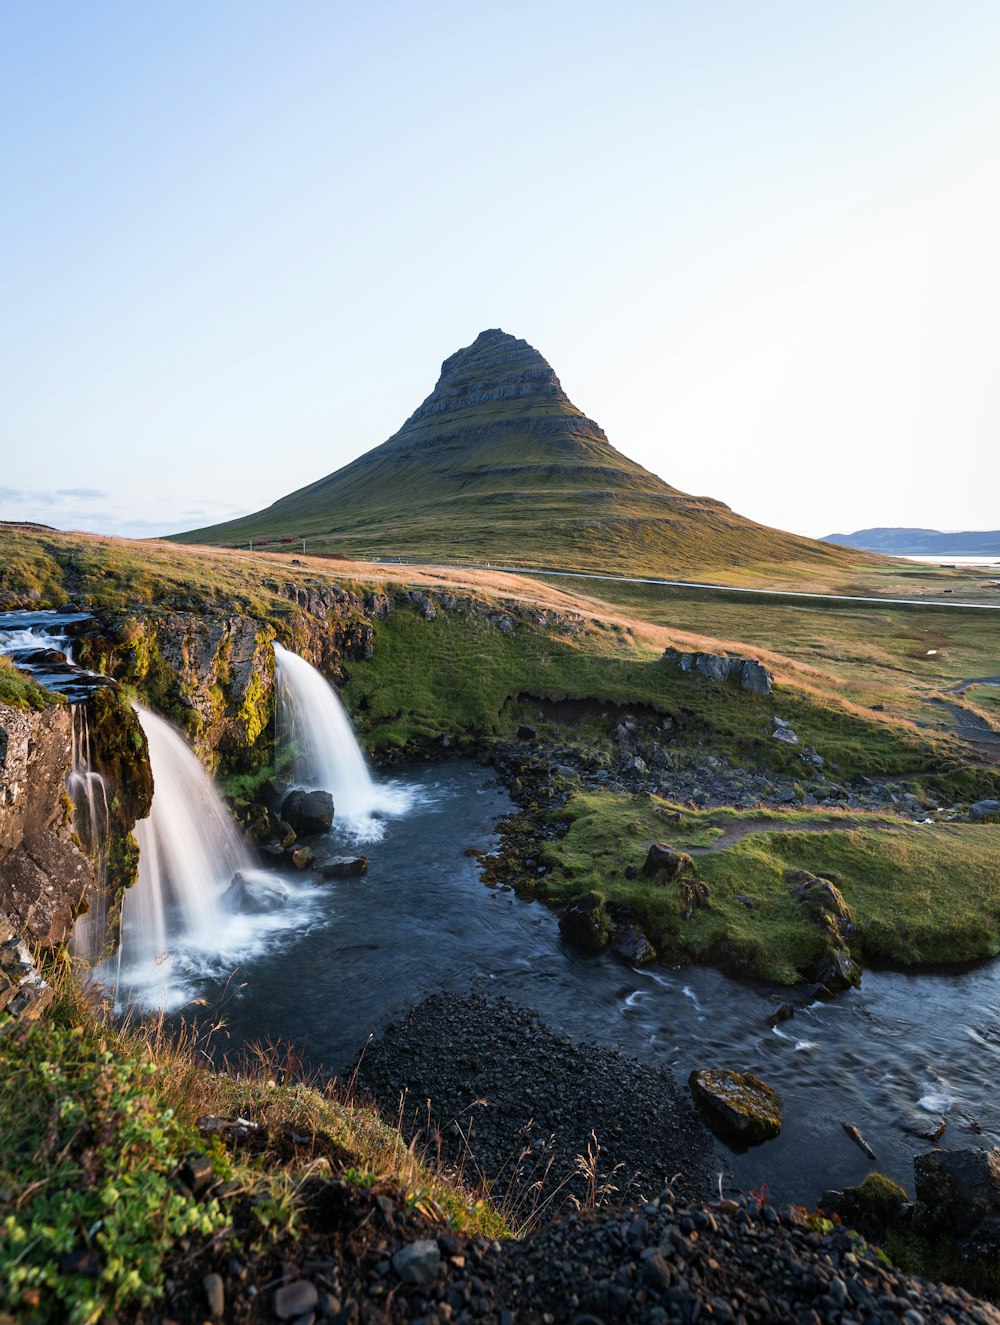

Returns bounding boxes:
[109,707,315,1011]
[273,643,413,837]
[122,707,251,964]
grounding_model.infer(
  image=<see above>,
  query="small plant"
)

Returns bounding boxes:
[0,1018,229,1324]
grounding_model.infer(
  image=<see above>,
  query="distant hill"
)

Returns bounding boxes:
[173,329,872,583]
[824,528,1000,556]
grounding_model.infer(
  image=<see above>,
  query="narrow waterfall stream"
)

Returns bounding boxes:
[273,642,414,838]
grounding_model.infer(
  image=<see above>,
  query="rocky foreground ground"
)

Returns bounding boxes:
[144,995,1000,1325]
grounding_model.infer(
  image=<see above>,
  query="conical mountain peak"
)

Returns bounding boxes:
[401,328,575,431]
[174,329,858,583]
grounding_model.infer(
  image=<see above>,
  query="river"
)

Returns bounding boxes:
[181,761,1000,1208]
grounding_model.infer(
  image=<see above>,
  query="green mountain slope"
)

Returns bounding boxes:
[172,329,874,584]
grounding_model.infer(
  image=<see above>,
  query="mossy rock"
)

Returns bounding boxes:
[642,843,692,880]
[558,890,612,953]
[833,1172,911,1242]
[688,1068,782,1147]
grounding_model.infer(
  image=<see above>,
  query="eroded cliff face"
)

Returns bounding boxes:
[74,581,393,773]
[0,699,94,945]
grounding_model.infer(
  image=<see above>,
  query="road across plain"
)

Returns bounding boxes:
[365,559,1000,611]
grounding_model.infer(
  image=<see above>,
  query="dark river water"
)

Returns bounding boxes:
[190,761,1000,1207]
[6,609,996,1207]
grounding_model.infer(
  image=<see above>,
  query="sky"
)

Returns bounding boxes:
[2,0,998,542]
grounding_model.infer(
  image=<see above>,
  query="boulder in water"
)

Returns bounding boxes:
[688,1068,782,1147]
[281,788,335,835]
[224,872,290,914]
[314,855,368,879]
[611,923,656,965]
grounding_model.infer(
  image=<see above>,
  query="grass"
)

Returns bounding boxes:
[537,791,1000,983]
[341,600,970,790]
[0,655,57,709]
[0,961,505,1324]
[533,576,1000,728]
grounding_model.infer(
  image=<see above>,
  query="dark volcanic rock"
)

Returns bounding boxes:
[314,854,368,879]
[281,788,335,835]
[558,890,612,952]
[353,993,714,1214]
[915,1147,1000,1258]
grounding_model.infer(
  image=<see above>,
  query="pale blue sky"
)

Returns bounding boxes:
[2,1,998,540]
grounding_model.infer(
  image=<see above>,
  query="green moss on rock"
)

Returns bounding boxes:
[688,1068,782,1147]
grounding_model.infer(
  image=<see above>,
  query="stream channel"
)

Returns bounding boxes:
[3,609,998,1210]
[167,761,1000,1209]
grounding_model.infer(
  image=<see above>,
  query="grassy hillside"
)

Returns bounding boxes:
[170,329,881,588]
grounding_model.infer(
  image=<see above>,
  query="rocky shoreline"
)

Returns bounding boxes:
[145,993,1000,1324]
[352,993,717,1222]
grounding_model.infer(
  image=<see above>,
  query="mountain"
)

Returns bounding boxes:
[173,329,870,582]
[824,528,1000,556]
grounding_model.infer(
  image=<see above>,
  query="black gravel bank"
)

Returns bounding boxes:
[352,992,718,1222]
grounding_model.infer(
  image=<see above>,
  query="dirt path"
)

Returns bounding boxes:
[685,813,899,854]
[926,697,1000,760]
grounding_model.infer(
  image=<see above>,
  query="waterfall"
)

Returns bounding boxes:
[108,706,316,1011]
[120,707,252,965]
[67,707,112,963]
[273,643,412,836]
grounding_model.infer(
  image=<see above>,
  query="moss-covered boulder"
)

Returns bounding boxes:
[642,842,692,880]
[688,1068,782,1147]
[558,890,612,953]
[828,1172,911,1244]
[787,869,862,993]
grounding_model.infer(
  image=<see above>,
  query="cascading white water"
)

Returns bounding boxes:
[108,705,317,1011]
[67,707,112,963]
[273,643,412,835]
[121,707,252,965]
[68,706,109,855]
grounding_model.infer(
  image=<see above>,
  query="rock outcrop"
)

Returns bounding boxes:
[788,869,862,993]
[74,583,387,773]
[0,913,54,1032]
[662,649,774,696]
[0,698,94,945]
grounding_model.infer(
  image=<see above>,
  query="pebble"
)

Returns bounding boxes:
[274,1279,320,1319]
[392,1240,442,1287]
[201,1272,224,1318]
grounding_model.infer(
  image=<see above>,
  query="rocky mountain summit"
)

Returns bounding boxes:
[400,327,583,424]
[173,330,865,582]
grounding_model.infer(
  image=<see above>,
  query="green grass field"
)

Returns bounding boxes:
[539,791,1000,983]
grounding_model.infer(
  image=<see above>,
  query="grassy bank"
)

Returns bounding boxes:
[535,791,1000,983]
[534,576,1000,729]
[0,965,503,1324]
[0,656,56,710]
[341,601,972,787]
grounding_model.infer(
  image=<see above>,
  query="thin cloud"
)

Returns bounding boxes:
[57,486,108,500]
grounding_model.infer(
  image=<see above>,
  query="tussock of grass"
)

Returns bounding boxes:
[0,655,57,710]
